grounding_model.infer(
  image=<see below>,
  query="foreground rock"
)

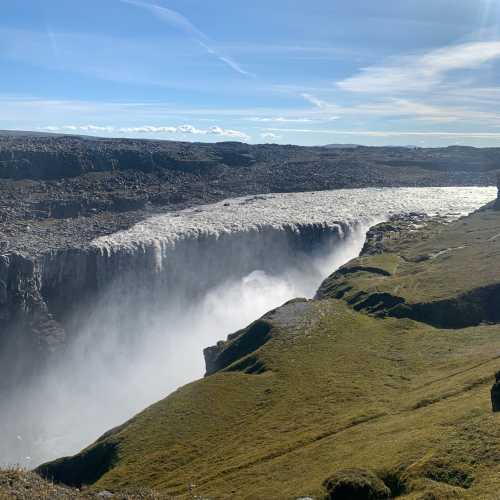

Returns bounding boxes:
[0,468,166,499]
[323,469,391,499]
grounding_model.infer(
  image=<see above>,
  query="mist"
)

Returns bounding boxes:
[0,220,370,467]
[2,186,495,468]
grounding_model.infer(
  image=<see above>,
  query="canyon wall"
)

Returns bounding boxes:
[0,222,351,389]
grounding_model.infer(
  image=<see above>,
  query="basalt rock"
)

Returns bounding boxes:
[37,441,119,488]
[1,220,345,399]
[360,213,432,256]
[204,319,272,376]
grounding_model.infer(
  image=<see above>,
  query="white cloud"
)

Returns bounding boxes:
[337,40,500,93]
[79,125,115,133]
[209,126,249,140]
[301,92,500,124]
[264,127,500,139]
[38,124,250,141]
[249,114,340,123]
[120,0,254,77]
[260,132,281,142]
[177,124,204,134]
[39,126,60,132]
[249,117,313,123]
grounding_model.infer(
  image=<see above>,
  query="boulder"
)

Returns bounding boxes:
[323,468,391,500]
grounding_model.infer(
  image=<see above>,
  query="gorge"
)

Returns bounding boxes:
[0,185,496,468]
[34,181,500,499]
[1,134,500,498]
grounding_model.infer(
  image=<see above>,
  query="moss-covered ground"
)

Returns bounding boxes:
[318,208,500,325]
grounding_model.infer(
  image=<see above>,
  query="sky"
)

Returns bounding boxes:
[2,0,500,146]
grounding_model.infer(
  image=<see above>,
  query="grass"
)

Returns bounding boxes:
[318,209,500,328]
[37,207,500,499]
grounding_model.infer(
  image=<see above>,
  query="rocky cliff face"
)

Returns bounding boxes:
[0,249,93,392]
[0,222,349,397]
[3,135,500,182]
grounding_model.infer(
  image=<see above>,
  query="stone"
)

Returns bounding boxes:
[323,469,391,500]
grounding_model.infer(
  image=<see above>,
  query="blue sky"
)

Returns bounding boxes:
[3,0,500,146]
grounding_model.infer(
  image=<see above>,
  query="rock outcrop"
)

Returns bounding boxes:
[323,469,391,500]
[204,298,311,376]
[316,205,500,329]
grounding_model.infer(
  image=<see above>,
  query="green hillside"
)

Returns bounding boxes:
[36,202,500,499]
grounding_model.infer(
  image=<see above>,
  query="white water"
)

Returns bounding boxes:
[93,187,496,253]
[1,186,496,467]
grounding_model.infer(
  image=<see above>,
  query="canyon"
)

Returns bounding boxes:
[1,133,500,498]
[33,178,500,499]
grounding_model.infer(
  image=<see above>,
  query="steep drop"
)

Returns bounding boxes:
[0,187,495,467]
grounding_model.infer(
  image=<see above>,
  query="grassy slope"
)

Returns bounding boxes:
[318,208,500,309]
[38,208,500,499]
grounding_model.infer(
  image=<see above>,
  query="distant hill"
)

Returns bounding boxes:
[322,143,361,149]
[0,129,65,138]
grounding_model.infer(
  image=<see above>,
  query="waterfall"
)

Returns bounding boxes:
[0,186,495,467]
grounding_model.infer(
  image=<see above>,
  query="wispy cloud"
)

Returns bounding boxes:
[302,92,500,124]
[121,0,205,38]
[264,127,500,139]
[38,124,250,141]
[249,117,313,123]
[120,0,254,77]
[248,115,340,124]
[337,40,500,93]
[302,93,340,112]
[0,94,337,124]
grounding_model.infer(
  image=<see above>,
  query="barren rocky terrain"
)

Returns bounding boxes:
[1,133,499,255]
